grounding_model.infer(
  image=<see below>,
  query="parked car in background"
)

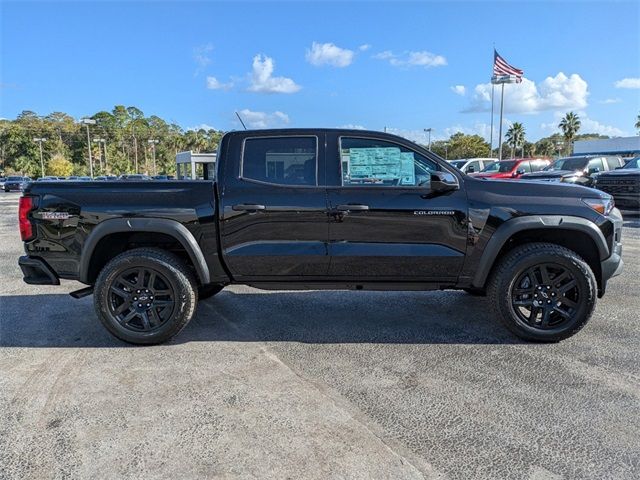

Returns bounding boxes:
[152,175,175,180]
[37,176,61,182]
[594,156,640,211]
[521,155,624,187]
[94,176,117,181]
[4,176,31,192]
[119,174,151,181]
[0,176,6,190]
[470,158,551,179]
[447,158,494,175]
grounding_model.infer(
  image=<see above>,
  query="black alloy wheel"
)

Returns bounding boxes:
[510,263,580,330]
[108,267,176,332]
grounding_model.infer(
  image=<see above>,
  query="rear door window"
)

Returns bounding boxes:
[605,157,622,170]
[242,136,318,186]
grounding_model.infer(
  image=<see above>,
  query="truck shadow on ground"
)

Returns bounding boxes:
[0,290,524,348]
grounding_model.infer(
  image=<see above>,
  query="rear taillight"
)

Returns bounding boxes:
[18,196,35,241]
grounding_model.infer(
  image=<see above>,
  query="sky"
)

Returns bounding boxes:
[1,0,639,144]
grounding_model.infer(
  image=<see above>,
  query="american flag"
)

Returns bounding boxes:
[493,50,523,83]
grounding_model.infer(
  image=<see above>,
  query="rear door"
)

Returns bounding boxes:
[218,133,330,280]
[325,133,468,281]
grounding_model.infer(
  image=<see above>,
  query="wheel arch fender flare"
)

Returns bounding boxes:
[472,215,609,288]
[79,217,210,285]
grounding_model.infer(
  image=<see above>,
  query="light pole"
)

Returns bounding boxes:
[424,128,432,151]
[93,138,107,171]
[148,139,159,175]
[32,137,47,177]
[444,142,449,160]
[492,74,518,160]
[80,118,96,177]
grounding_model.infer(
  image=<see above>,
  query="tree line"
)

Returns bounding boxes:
[429,112,613,160]
[0,108,631,178]
[0,107,223,177]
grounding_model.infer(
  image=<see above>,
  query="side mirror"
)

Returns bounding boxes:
[588,167,600,175]
[430,171,459,193]
[467,166,475,173]
[516,168,526,175]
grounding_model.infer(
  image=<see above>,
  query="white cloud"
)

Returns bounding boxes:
[451,85,466,96]
[540,111,628,137]
[306,42,354,67]
[374,50,447,68]
[193,43,213,75]
[248,54,301,94]
[339,124,367,130]
[614,77,640,89]
[188,123,217,131]
[465,73,589,114]
[599,98,621,104]
[206,76,233,91]
[358,44,371,51]
[236,109,290,129]
[444,122,496,142]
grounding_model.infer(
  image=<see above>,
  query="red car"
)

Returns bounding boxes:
[470,158,551,179]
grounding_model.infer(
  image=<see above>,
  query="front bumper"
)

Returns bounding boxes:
[19,256,60,285]
[598,209,624,296]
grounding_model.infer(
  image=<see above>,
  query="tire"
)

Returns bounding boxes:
[94,248,198,345]
[487,242,597,342]
[198,284,224,300]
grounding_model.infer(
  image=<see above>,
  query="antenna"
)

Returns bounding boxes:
[235,111,247,130]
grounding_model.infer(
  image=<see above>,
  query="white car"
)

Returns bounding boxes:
[447,158,495,175]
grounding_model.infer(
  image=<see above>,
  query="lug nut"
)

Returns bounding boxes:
[138,303,142,308]
[133,297,137,300]
[547,300,551,304]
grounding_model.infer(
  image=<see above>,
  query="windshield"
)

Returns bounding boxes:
[7,176,23,181]
[545,157,588,171]
[481,160,516,173]
[624,157,639,169]
[450,160,467,169]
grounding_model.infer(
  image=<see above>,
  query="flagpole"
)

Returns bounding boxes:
[498,82,505,161]
[489,83,495,157]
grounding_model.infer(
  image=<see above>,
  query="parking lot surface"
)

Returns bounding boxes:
[1,192,639,479]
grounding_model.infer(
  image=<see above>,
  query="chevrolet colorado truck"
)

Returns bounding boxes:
[18,129,624,344]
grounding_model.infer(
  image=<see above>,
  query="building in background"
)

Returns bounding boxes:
[573,137,640,161]
[176,151,216,180]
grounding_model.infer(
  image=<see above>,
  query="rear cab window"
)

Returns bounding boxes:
[241,136,318,186]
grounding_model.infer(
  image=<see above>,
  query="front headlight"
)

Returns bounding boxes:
[582,197,615,216]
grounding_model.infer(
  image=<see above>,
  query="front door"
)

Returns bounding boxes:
[219,134,330,280]
[326,134,468,281]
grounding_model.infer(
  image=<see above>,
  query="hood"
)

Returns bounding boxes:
[521,170,579,180]
[471,171,514,179]
[597,168,640,178]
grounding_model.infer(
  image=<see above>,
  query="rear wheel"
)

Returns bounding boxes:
[488,243,597,342]
[94,248,197,345]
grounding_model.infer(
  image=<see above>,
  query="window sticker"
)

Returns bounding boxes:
[343,147,415,185]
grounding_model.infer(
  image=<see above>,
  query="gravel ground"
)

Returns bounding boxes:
[1,192,639,479]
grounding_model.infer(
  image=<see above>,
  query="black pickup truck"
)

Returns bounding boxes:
[18,129,624,344]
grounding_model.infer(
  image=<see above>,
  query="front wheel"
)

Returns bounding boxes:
[94,248,198,345]
[488,243,597,342]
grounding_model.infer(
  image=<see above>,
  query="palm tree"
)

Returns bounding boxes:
[635,113,640,134]
[559,112,581,154]
[505,122,525,158]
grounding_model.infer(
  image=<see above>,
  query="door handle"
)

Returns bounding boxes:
[232,204,266,211]
[336,204,369,211]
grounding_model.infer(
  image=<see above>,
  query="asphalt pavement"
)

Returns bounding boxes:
[1,192,639,479]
